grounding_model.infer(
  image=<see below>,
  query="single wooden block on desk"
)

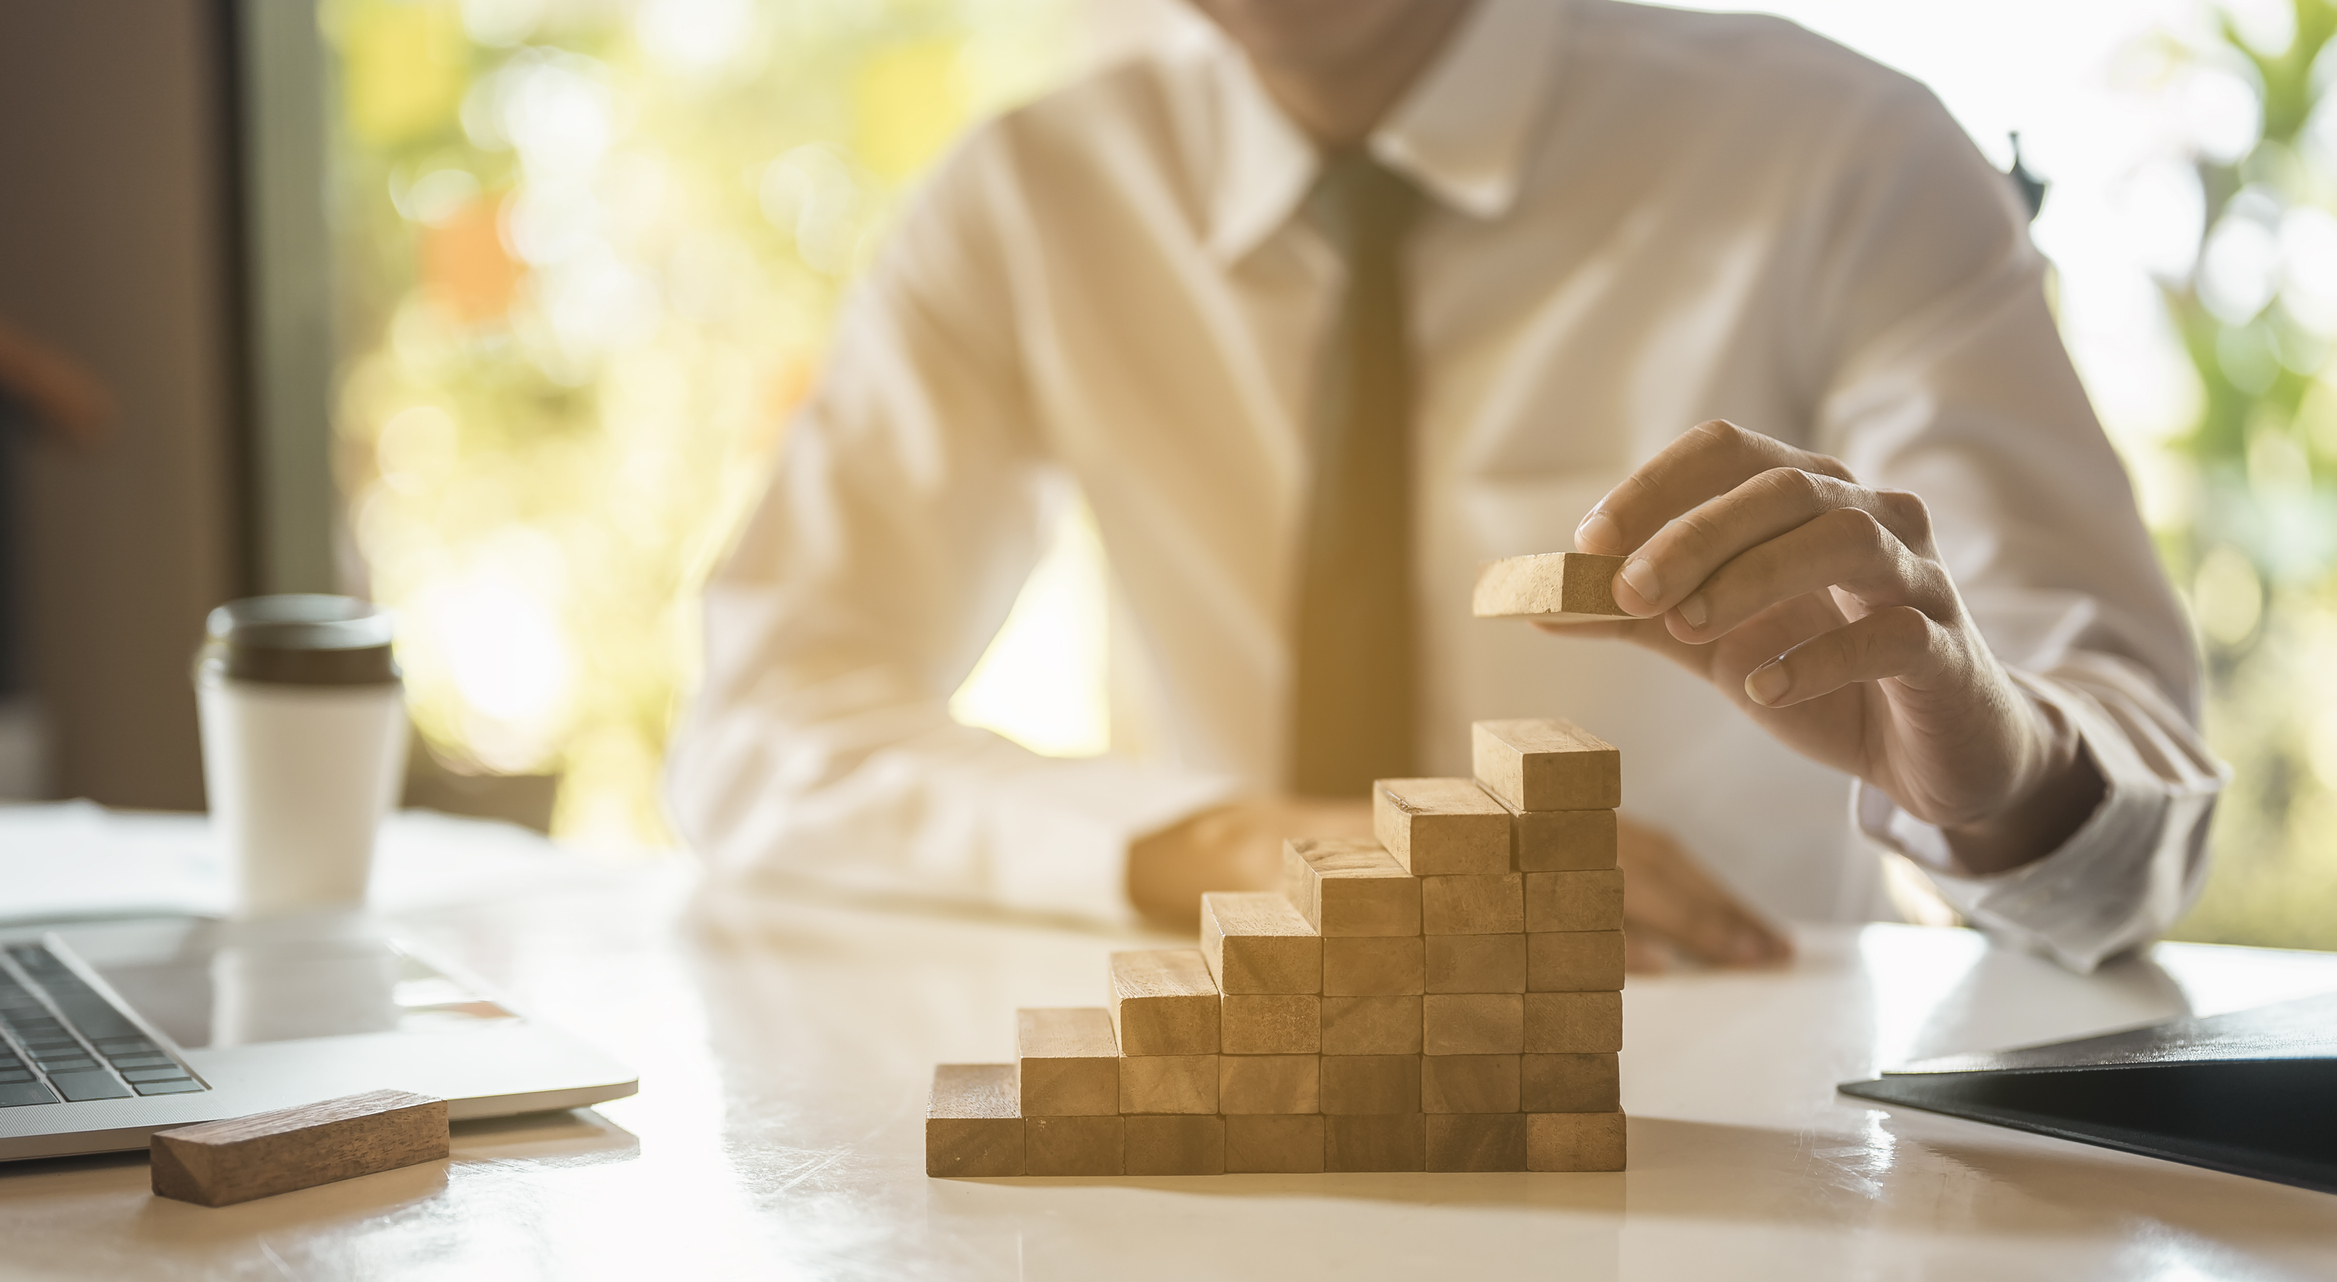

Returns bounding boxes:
[1320,1053,1420,1114]
[1323,936,1423,996]
[1125,1114,1224,1176]
[1423,993,1523,1055]
[1017,1007,1120,1116]
[1222,994,1319,1054]
[1527,931,1625,992]
[1421,1054,1520,1114]
[1324,1113,1426,1172]
[1201,893,1322,994]
[1513,807,1618,872]
[1527,1111,1627,1171]
[1373,778,1511,876]
[1426,933,1525,993]
[1108,949,1219,1055]
[149,1088,448,1207]
[1426,1113,1528,1172]
[1524,870,1625,934]
[1027,1115,1124,1176]
[926,1064,1025,1178]
[1470,551,1628,622]
[1224,1114,1325,1174]
[1283,838,1420,936]
[1522,1053,1619,1113]
[1218,1053,1319,1113]
[1421,874,1523,935]
[1320,995,1422,1055]
[1472,720,1622,813]
[1120,1054,1218,1114]
[1523,992,1623,1053]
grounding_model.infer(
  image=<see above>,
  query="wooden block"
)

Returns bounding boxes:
[1425,933,1525,993]
[1026,1115,1124,1176]
[1521,1053,1620,1113]
[1201,893,1322,994]
[1527,931,1625,992]
[1224,1114,1325,1174]
[1223,995,1319,1054]
[1470,551,1628,622]
[1125,1114,1225,1176]
[925,1065,1025,1178]
[1513,807,1617,872]
[1108,949,1220,1055]
[1324,1113,1426,1172]
[1320,1054,1420,1114]
[1472,720,1621,812]
[1421,874,1523,935]
[149,1089,448,1207]
[1217,1053,1320,1113]
[1017,1007,1119,1116]
[1426,1113,1528,1172]
[1372,778,1511,876]
[1323,935,1423,996]
[1423,994,1523,1055]
[1524,870,1625,934]
[1421,1054,1520,1114]
[1523,991,1623,1053]
[1527,1111,1627,1171]
[1119,1054,1218,1114]
[1320,995,1422,1055]
[1283,839,1421,937]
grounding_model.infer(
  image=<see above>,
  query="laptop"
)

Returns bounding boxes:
[0,911,636,1161]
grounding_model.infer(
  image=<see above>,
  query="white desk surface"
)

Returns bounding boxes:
[2,820,2335,1280]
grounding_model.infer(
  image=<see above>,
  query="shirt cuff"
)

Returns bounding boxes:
[1853,668,2210,973]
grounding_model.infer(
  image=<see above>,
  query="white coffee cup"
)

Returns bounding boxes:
[194,596,409,918]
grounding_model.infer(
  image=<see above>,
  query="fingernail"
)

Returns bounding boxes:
[1676,593,1708,630]
[1745,659,1790,705]
[1575,509,1621,553]
[1618,557,1660,608]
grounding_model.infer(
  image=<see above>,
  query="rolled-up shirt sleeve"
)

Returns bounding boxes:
[664,134,1238,923]
[1806,79,2230,970]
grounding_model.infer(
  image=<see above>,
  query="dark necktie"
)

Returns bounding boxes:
[1289,152,1421,798]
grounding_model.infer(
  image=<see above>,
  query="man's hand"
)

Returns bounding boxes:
[1561,420,2103,875]
[1127,796,1374,929]
[1618,815,1791,972]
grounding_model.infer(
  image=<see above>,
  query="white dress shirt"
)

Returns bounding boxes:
[667,0,2227,970]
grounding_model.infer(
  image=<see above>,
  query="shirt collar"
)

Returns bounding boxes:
[1203,0,1568,264]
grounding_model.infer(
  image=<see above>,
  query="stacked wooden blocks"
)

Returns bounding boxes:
[927,715,1628,1177]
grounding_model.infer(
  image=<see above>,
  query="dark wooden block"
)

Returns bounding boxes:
[1426,1113,1528,1172]
[1421,1054,1520,1114]
[1323,936,1424,996]
[1527,1111,1627,1171]
[1523,991,1622,1053]
[1421,874,1523,935]
[1119,1053,1218,1114]
[149,1089,449,1207]
[1513,807,1617,872]
[1423,994,1523,1055]
[1527,931,1625,992]
[1426,933,1526,993]
[1320,995,1421,1055]
[1125,1114,1225,1176]
[925,1064,1025,1178]
[1320,1054,1420,1115]
[1224,1114,1325,1174]
[1521,1053,1620,1113]
[1524,870,1625,934]
[1218,1054,1320,1114]
[1324,1113,1426,1172]
[1026,1114,1124,1176]
[1223,994,1319,1054]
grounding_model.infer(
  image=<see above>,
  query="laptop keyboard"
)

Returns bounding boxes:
[0,944,206,1106]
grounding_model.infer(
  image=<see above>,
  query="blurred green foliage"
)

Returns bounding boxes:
[2161,0,2337,947]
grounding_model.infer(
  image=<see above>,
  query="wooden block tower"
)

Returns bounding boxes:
[925,553,1629,1176]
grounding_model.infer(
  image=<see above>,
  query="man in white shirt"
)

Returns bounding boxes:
[668,0,2226,972]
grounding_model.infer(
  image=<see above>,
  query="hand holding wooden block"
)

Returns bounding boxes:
[1283,838,1421,936]
[150,1089,448,1207]
[1472,720,1622,812]
[1471,552,1629,622]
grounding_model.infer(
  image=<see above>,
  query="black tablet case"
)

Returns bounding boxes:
[1838,991,2337,1194]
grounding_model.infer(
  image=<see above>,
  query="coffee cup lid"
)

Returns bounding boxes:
[200,595,400,686]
